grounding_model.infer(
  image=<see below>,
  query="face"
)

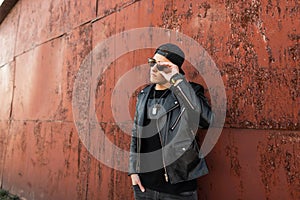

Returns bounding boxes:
[149,54,171,84]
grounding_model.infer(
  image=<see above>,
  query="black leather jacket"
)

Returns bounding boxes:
[129,77,213,184]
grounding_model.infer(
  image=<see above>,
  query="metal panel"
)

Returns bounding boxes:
[0,0,299,199]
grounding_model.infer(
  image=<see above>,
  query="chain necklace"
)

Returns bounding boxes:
[152,89,169,115]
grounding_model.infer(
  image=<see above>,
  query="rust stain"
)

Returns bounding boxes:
[0,0,299,199]
[258,132,300,199]
[225,144,241,177]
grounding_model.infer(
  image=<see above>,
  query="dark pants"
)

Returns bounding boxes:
[132,185,198,200]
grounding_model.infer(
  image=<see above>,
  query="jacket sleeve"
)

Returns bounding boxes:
[170,77,213,129]
[128,95,140,175]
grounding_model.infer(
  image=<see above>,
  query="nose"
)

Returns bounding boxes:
[151,64,159,72]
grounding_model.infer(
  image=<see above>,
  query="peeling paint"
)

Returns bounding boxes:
[258,132,300,199]
[0,0,299,199]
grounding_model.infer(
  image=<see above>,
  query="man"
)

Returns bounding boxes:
[129,43,213,200]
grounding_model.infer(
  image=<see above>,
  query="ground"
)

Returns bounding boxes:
[0,189,19,200]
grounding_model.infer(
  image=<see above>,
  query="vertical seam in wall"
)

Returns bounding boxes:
[9,0,21,120]
[0,0,22,189]
[96,0,99,16]
[84,22,93,200]
[113,7,117,104]
[85,156,91,200]
[111,12,117,200]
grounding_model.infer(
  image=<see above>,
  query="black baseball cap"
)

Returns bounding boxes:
[154,43,185,75]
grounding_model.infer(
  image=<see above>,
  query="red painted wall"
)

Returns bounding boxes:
[0,0,299,199]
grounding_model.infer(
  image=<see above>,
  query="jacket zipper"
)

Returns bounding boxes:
[156,120,169,182]
[177,86,195,110]
[163,103,179,147]
[156,103,180,182]
[170,107,186,130]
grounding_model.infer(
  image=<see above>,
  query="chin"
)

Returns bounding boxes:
[150,76,166,85]
[150,77,158,84]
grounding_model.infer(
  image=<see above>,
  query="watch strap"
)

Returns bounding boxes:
[170,73,184,84]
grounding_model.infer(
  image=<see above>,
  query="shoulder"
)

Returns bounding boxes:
[137,84,153,96]
[189,82,205,95]
[189,82,210,104]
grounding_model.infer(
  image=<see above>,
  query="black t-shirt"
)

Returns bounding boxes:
[139,88,197,194]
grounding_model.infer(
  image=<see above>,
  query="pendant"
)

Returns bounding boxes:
[152,105,159,115]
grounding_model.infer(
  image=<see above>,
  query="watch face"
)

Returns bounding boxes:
[171,74,183,84]
[171,78,176,84]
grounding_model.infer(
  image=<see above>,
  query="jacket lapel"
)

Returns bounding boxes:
[156,91,180,119]
[136,85,153,125]
[138,84,180,122]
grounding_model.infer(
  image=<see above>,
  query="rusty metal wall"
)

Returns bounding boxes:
[0,0,299,199]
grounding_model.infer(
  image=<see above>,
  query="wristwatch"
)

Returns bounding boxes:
[170,73,184,85]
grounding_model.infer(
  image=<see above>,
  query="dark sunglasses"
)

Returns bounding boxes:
[148,58,168,71]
